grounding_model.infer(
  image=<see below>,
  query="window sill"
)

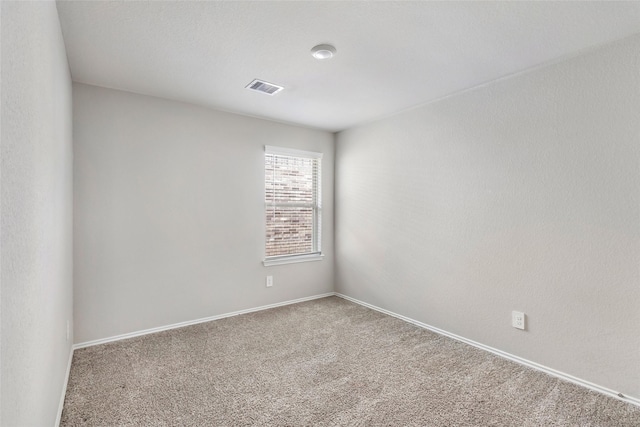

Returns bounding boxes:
[263,253,324,267]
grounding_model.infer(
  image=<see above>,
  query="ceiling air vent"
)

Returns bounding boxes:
[245,79,284,96]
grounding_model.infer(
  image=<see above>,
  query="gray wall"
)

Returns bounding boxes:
[1,1,74,426]
[335,35,640,398]
[73,83,334,344]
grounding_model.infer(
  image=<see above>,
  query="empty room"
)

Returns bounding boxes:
[2,1,640,426]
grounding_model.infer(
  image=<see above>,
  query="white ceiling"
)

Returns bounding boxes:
[56,1,640,132]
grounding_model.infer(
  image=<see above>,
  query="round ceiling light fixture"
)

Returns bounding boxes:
[311,44,336,60]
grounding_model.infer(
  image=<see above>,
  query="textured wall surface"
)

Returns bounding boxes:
[73,83,334,344]
[1,1,74,425]
[335,35,640,398]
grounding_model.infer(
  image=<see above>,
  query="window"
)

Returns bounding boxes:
[264,146,323,266]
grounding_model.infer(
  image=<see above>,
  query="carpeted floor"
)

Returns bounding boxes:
[61,296,640,426]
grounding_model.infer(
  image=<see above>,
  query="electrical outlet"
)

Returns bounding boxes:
[512,311,525,330]
[266,276,273,287]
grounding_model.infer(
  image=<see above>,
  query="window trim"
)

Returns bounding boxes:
[263,252,324,267]
[263,145,323,266]
[264,145,323,159]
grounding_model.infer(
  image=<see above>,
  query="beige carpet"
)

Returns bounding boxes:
[61,296,640,426]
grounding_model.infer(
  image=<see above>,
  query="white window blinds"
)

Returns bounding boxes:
[265,146,322,261]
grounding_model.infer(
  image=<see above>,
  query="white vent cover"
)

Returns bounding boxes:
[246,79,284,95]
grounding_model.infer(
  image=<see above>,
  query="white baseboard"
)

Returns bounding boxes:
[55,346,74,427]
[73,292,336,350]
[334,292,640,408]
[68,291,639,412]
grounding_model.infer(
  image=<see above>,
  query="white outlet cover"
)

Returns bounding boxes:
[266,276,273,287]
[512,311,525,330]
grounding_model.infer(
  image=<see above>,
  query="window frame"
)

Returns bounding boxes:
[263,145,324,267]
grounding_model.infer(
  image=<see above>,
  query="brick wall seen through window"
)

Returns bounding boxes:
[265,149,321,258]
